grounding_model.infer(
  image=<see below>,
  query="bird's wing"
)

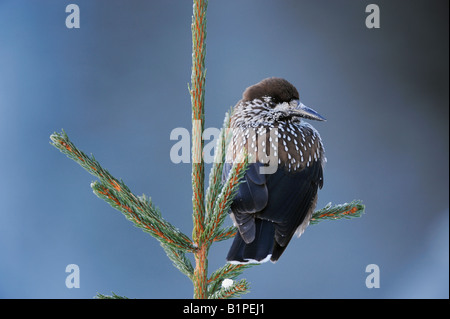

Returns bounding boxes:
[222,162,268,243]
[258,160,323,260]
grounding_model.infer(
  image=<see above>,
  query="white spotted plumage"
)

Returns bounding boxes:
[227,97,325,172]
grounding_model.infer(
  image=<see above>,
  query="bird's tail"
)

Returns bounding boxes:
[226,219,275,264]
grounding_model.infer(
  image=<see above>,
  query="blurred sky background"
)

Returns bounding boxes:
[0,0,448,299]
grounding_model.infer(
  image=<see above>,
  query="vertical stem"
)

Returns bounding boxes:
[193,244,208,299]
[190,0,208,299]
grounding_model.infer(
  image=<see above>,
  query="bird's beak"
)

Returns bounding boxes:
[291,100,326,121]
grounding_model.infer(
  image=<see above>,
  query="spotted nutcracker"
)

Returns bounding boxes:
[223,77,326,264]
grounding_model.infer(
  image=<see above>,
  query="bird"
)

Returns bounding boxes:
[223,77,326,264]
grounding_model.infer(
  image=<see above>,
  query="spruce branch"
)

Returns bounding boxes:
[190,0,209,299]
[160,242,194,279]
[212,225,237,243]
[208,279,250,299]
[207,263,255,298]
[205,109,232,219]
[50,131,196,253]
[95,292,129,299]
[190,0,208,244]
[310,200,365,225]
[202,153,249,244]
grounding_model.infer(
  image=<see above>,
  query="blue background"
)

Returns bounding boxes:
[0,0,448,298]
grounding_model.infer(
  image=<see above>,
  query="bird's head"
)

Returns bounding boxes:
[241,77,326,123]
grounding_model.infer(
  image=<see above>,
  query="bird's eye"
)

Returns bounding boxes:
[289,100,299,108]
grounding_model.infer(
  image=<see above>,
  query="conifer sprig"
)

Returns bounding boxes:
[208,279,250,299]
[310,200,365,225]
[205,110,231,221]
[207,263,254,297]
[160,242,195,279]
[50,131,196,253]
[202,152,248,244]
[190,0,208,244]
[95,292,129,299]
